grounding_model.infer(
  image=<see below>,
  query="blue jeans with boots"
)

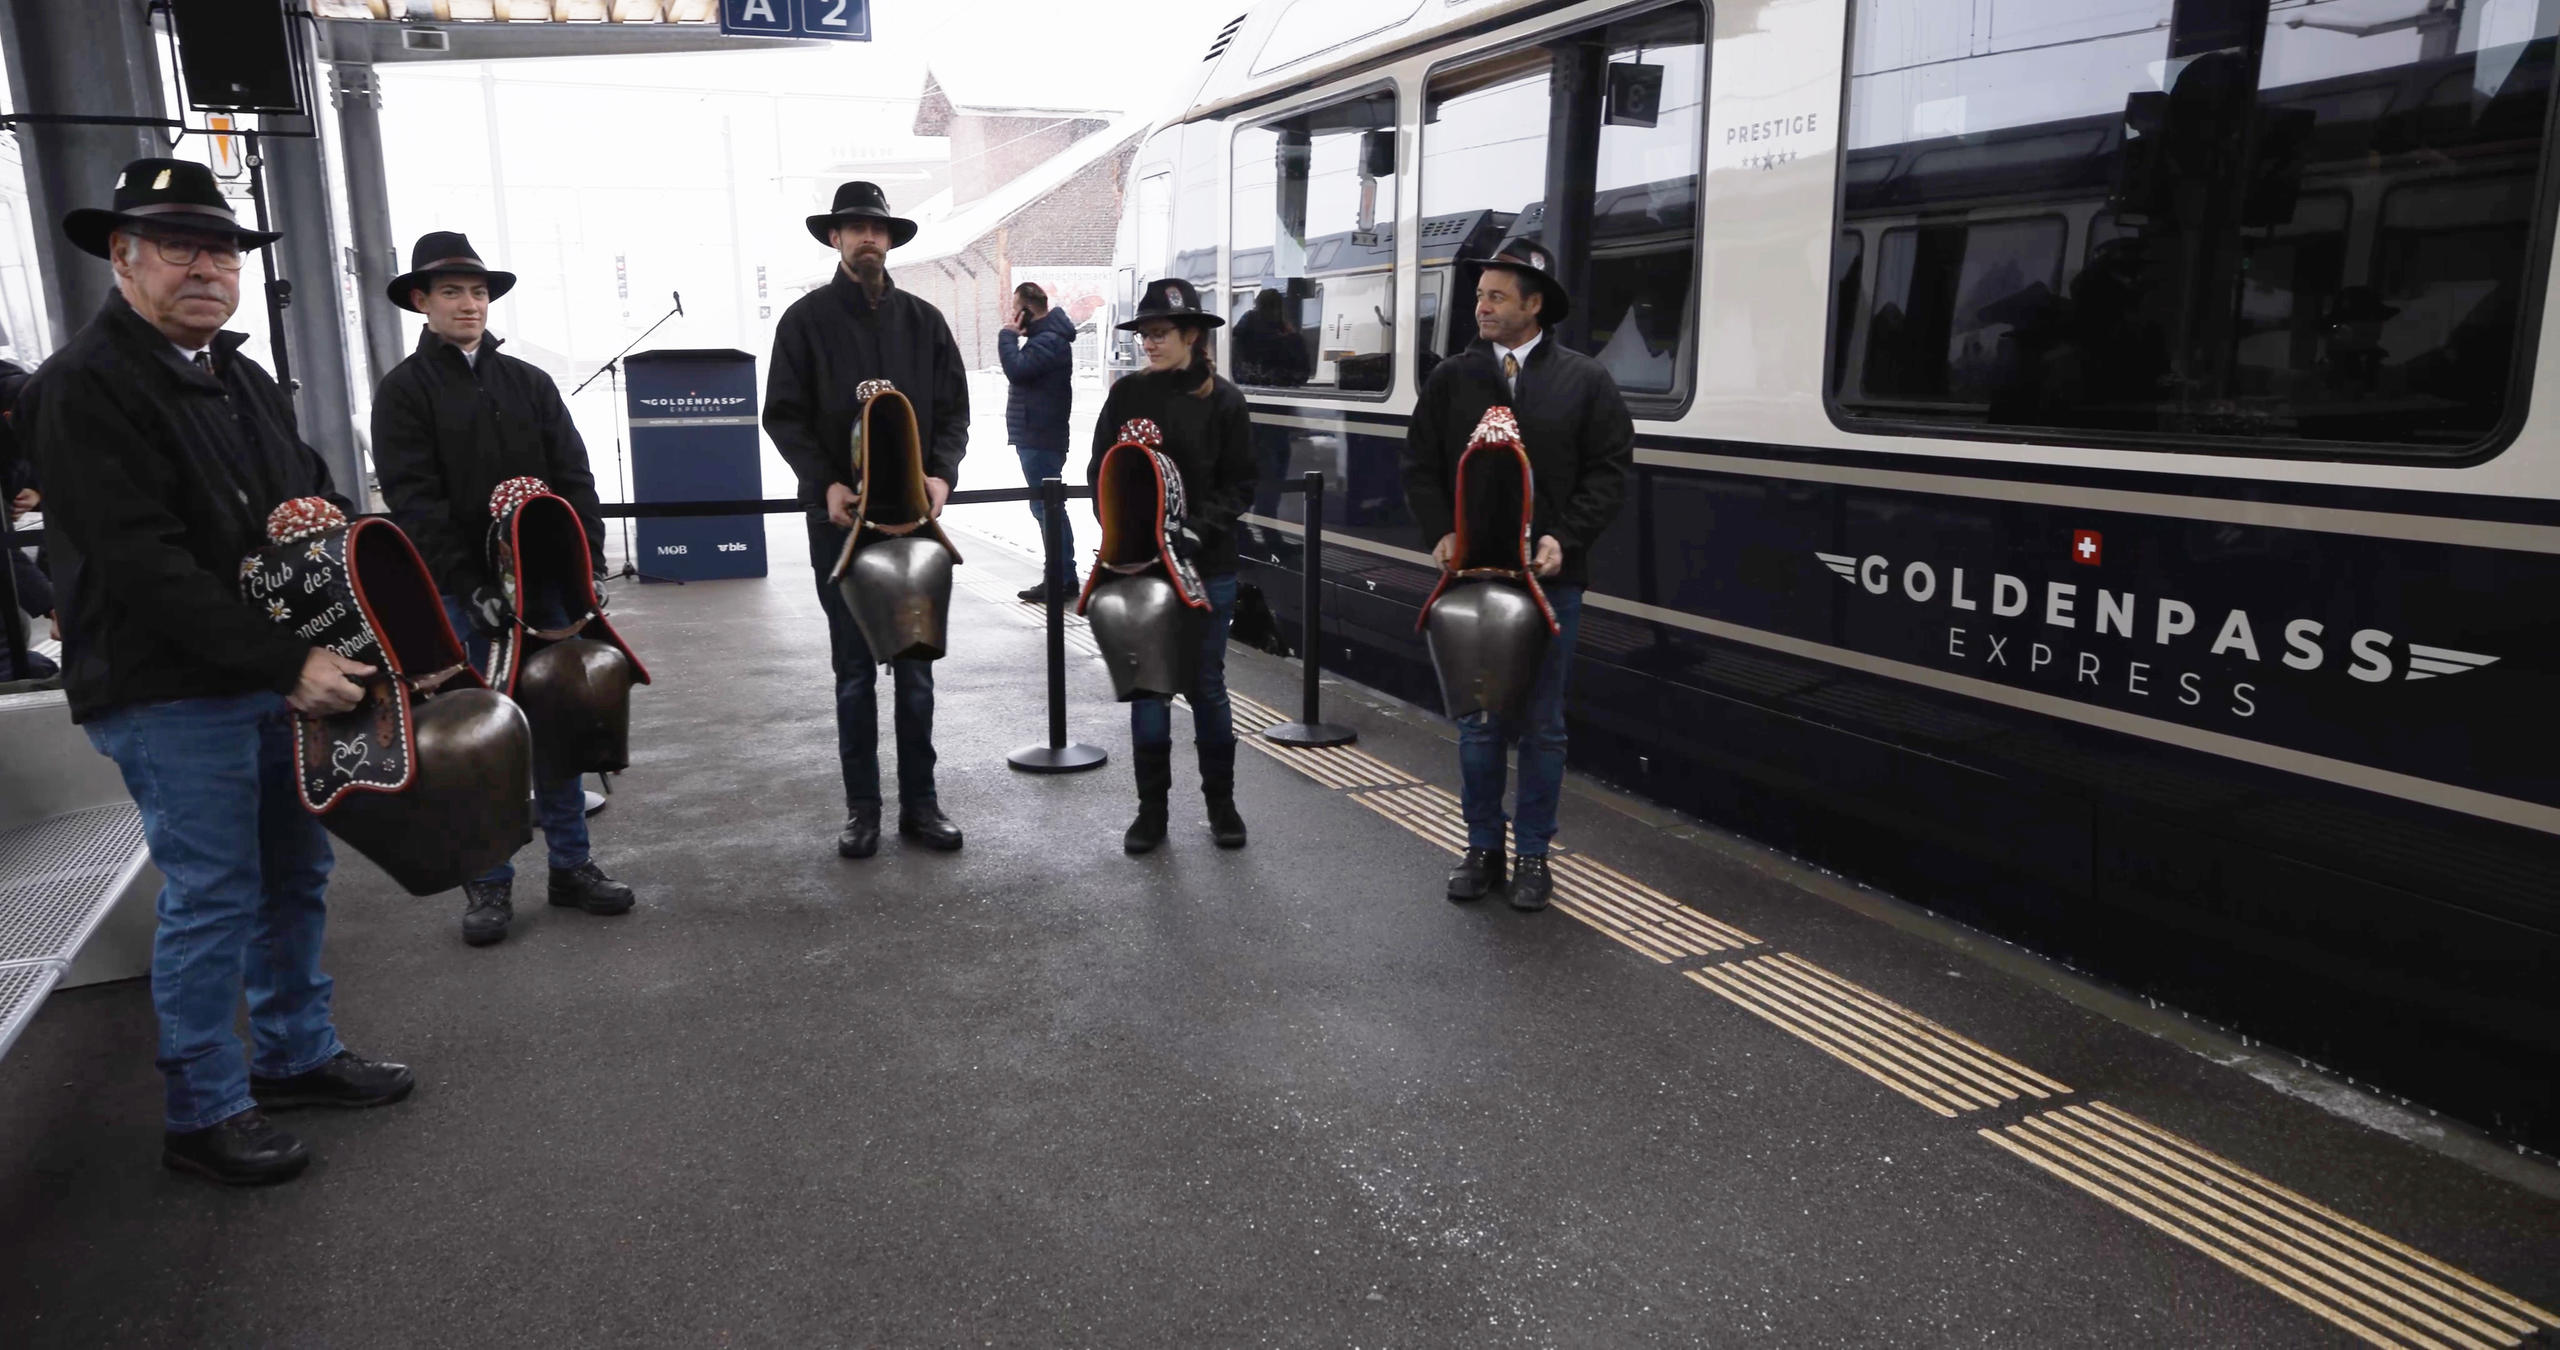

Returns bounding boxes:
[1457,584,1584,858]
[1015,444,1078,593]
[810,519,939,814]
[85,692,345,1132]
[443,594,592,883]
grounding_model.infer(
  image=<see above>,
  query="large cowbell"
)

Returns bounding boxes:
[1086,575,1195,701]
[489,485,649,778]
[1078,430,1206,701]
[1416,409,1559,725]
[242,500,532,895]
[1425,580,1552,722]
[831,382,959,662]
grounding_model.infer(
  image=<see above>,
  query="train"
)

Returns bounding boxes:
[1108,0,2560,1150]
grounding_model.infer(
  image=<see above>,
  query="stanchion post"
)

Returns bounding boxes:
[1009,476,1108,773]
[1262,470,1356,747]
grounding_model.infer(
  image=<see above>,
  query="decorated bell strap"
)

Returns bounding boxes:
[1416,407,1558,635]
[1077,419,1209,617]
[242,497,485,812]
[484,476,651,695]
[829,380,961,572]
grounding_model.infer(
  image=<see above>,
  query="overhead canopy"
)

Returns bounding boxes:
[315,2,823,63]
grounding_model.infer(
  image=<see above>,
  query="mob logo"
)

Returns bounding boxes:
[2072,530,2102,566]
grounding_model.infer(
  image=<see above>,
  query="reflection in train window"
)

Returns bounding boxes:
[1833,0,2560,456]
[1230,86,1399,395]
[1419,2,1706,404]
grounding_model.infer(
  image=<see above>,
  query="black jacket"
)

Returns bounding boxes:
[1087,361,1257,577]
[373,329,605,598]
[20,293,346,721]
[1401,336,1633,588]
[765,269,968,513]
[996,306,1077,451]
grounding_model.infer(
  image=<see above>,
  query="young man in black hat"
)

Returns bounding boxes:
[19,157,413,1185]
[764,180,969,859]
[371,231,636,947]
[1399,241,1632,913]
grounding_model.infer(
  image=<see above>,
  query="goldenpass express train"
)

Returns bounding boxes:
[1109,0,2560,1150]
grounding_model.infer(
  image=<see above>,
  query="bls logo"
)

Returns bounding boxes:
[716,542,748,553]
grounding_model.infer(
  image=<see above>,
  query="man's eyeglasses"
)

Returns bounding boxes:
[139,234,245,271]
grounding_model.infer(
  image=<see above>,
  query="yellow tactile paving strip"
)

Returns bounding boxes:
[944,558,2558,1348]
[1688,953,2069,1117]
[1985,1104,2559,1350]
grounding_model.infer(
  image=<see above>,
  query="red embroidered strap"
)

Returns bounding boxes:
[1117,417,1163,450]
[489,475,549,519]
[266,496,345,545]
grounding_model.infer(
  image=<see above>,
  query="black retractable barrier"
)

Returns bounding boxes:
[1007,477,1108,774]
[1262,470,1357,748]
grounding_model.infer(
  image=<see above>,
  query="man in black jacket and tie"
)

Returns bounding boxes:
[1400,242,1633,914]
[764,181,968,859]
[371,231,636,948]
[21,158,412,1185]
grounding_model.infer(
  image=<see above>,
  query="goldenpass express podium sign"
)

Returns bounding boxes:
[622,349,765,582]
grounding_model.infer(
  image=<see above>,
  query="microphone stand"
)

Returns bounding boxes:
[573,293,686,585]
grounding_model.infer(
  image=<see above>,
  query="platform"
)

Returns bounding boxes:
[1,523,2555,1348]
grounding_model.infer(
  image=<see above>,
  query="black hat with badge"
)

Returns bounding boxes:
[1116,277,1225,331]
[62,157,279,260]
[1477,238,1571,325]
[806,180,918,248]
[388,231,517,312]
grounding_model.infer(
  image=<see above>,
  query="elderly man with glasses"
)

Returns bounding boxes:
[18,157,414,1187]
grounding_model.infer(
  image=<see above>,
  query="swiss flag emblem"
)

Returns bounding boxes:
[2071,530,2102,566]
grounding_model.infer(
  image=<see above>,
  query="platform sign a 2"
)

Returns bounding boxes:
[720,0,869,41]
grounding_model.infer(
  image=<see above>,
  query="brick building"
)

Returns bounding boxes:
[791,59,1141,372]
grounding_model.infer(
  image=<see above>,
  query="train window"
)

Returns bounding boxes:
[1230,85,1400,395]
[1834,0,2560,458]
[1420,2,1707,407]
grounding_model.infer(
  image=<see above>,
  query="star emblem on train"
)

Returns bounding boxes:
[1813,551,2499,684]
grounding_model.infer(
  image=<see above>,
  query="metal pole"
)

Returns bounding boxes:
[1262,470,1356,747]
[1008,476,1106,773]
[0,0,167,348]
[331,60,405,387]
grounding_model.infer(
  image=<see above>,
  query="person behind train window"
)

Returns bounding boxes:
[370,231,636,949]
[19,157,413,1185]
[1399,241,1632,913]
[1229,286,1311,389]
[996,280,1079,603]
[1089,278,1259,854]
[765,180,969,860]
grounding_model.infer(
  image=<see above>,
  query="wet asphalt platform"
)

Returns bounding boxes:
[3,517,2557,1348]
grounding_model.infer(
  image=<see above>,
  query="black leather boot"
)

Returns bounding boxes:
[1199,740,1246,849]
[838,805,881,859]
[549,861,635,915]
[1125,745,1172,854]
[899,802,965,851]
[1446,849,1507,902]
[460,878,511,947]
[163,1109,309,1186]
[252,1050,416,1110]
[1509,855,1554,912]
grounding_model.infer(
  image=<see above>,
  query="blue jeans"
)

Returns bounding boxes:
[1132,572,1238,750]
[1015,444,1077,591]
[442,594,592,884]
[85,692,345,1132]
[810,520,938,812]
[1457,584,1584,858]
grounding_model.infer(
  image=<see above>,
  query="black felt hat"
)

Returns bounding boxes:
[387,231,517,312]
[62,157,278,260]
[1116,277,1224,331]
[805,180,918,248]
[1477,239,1571,325]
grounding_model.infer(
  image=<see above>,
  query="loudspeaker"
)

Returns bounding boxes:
[170,0,302,115]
